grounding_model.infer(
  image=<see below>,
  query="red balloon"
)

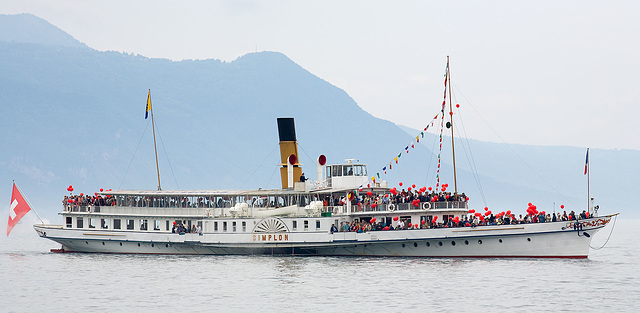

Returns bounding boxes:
[466,197,470,201]
[528,202,532,206]
[67,199,73,203]
[412,184,416,188]
[399,182,403,186]
[408,187,412,191]
[371,218,376,223]
[428,187,432,191]
[371,203,377,208]
[367,191,372,196]
[506,210,511,215]
[393,216,399,221]
[94,192,97,196]
[80,193,83,196]
[456,103,460,108]
[445,195,450,200]
[449,111,453,115]
[421,220,426,224]
[408,223,412,227]
[100,188,104,192]
[561,205,565,209]
[433,216,438,221]
[484,207,488,211]
[469,209,475,213]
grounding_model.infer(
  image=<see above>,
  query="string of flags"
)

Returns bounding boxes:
[365,62,454,188]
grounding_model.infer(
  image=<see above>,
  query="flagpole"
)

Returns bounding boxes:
[14,181,45,224]
[587,148,590,214]
[149,90,162,191]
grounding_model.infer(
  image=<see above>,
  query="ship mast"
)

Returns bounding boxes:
[447,56,458,195]
[148,89,162,190]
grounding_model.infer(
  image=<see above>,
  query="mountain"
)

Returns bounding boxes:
[0,13,86,48]
[1,14,636,222]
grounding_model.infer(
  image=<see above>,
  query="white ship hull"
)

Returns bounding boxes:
[34,215,614,258]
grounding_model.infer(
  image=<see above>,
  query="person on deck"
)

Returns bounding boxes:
[299,173,308,182]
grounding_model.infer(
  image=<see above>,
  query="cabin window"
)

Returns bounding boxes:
[89,218,96,229]
[332,165,342,177]
[326,166,332,178]
[242,221,246,232]
[140,219,148,231]
[76,217,83,228]
[101,218,108,229]
[232,221,237,232]
[154,220,160,231]
[316,220,321,229]
[127,219,134,230]
[304,220,309,231]
[166,220,170,231]
[343,165,353,176]
[66,217,72,228]
[223,222,228,232]
[354,165,364,176]
[114,219,121,229]
[292,220,297,231]
[214,222,218,232]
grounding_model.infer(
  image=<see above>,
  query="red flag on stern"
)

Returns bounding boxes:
[7,182,32,236]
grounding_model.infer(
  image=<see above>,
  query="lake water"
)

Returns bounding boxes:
[1,217,637,312]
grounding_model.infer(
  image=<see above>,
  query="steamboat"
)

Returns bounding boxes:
[34,59,616,258]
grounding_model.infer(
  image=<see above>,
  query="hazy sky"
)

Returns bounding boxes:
[2,0,639,150]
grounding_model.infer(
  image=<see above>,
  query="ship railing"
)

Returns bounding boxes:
[63,204,102,213]
[324,201,468,214]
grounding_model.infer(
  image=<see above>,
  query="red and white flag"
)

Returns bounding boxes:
[7,182,32,236]
[584,148,589,175]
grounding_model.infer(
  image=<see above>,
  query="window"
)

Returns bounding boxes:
[304,220,309,230]
[343,165,353,176]
[232,221,237,232]
[76,217,84,228]
[139,219,148,230]
[354,165,363,176]
[127,219,134,230]
[154,220,160,231]
[166,220,170,231]
[326,166,332,178]
[89,218,96,229]
[316,220,321,229]
[114,219,121,230]
[332,165,342,177]
[214,222,218,232]
[292,220,297,231]
[101,218,108,229]
[242,221,246,232]
[66,217,72,228]
[223,222,228,232]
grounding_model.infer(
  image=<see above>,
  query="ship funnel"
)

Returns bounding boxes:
[277,118,302,189]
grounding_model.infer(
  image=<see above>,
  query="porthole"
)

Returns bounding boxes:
[451,241,456,246]
[413,242,418,247]
[119,242,123,246]
[527,238,531,242]
[151,244,155,247]
[402,243,406,248]
[137,243,141,247]
[166,244,170,248]
[464,240,469,245]
[478,240,483,244]
[438,241,443,246]
[102,242,105,245]
[85,241,89,245]
[426,242,431,247]
[499,239,503,243]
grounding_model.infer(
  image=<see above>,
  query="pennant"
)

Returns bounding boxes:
[376,173,380,178]
[421,131,424,138]
[389,163,392,169]
[411,144,414,148]
[383,166,386,171]
[416,136,419,143]
[145,90,151,119]
[7,182,32,236]
[405,146,409,150]
[394,157,398,164]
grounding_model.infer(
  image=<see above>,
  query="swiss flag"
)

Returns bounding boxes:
[7,182,32,236]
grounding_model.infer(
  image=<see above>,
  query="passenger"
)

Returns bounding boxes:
[330,224,338,234]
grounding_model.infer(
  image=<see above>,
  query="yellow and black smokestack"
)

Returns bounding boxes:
[277,118,302,189]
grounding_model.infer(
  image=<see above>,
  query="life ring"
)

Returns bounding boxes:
[388,204,396,211]
[206,209,211,217]
[422,202,431,210]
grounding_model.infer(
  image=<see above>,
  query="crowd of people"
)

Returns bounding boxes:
[323,189,467,209]
[171,221,202,235]
[62,194,116,211]
[333,209,592,233]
